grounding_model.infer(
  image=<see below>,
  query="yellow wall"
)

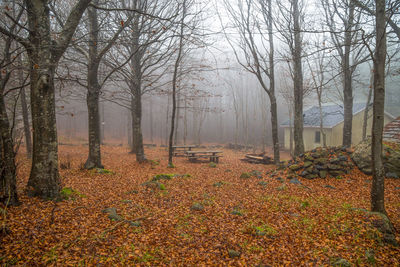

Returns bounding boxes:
[283,109,394,151]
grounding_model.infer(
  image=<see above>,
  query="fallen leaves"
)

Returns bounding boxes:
[0,145,399,265]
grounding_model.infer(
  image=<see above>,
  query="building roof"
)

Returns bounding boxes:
[383,116,400,143]
[281,103,395,129]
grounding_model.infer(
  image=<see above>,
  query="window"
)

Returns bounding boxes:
[315,131,321,143]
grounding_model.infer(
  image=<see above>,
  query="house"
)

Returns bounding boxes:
[281,103,396,151]
[383,116,400,143]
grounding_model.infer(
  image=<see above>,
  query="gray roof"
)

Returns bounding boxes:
[281,103,371,128]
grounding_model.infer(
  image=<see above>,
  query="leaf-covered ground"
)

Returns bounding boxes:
[1,145,400,266]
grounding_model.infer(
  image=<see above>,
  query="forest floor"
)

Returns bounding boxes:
[1,145,400,266]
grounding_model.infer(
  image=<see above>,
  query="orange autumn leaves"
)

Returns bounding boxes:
[1,145,399,266]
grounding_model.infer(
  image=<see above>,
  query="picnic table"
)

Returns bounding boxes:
[185,150,223,163]
[172,145,197,156]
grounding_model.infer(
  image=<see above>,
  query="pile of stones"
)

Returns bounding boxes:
[284,147,354,179]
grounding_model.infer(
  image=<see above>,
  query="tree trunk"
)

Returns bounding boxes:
[0,91,18,205]
[267,0,280,163]
[168,2,185,166]
[18,56,32,158]
[363,69,373,141]
[342,1,355,148]
[293,0,304,156]
[270,97,280,163]
[371,0,386,214]
[25,0,91,199]
[131,92,145,162]
[85,87,103,169]
[84,3,103,169]
[27,64,61,198]
[318,95,327,147]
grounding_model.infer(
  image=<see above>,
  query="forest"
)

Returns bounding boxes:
[0,0,399,265]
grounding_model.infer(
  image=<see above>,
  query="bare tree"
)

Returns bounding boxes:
[321,0,371,147]
[371,0,387,214]
[0,0,92,198]
[222,0,280,163]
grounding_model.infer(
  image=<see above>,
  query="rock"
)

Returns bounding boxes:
[240,172,251,179]
[289,164,301,171]
[324,185,335,189]
[395,187,400,190]
[305,154,314,161]
[338,155,347,161]
[303,161,313,168]
[299,171,308,177]
[315,165,326,170]
[305,174,318,179]
[250,170,263,179]
[289,177,301,184]
[329,170,345,177]
[329,158,340,164]
[258,181,268,187]
[353,138,400,178]
[314,158,328,165]
[333,258,350,267]
[319,170,327,178]
[231,209,243,216]
[128,221,142,227]
[190,202,204,211]
[312,168,320,175]
[327,164,341,170]
[228,249,241,258]
[102,207,123,221]
[386,172,399,179]
[276,177,284,182]
[370,212,398,246]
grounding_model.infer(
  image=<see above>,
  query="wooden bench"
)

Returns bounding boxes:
[172,145,197,156]
[185,151,223,163]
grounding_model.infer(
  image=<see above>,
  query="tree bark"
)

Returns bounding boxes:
[267,0,280,163]
[292,0,305,156]
[84,3,103,169]
[22,0,91,198]
[0,88,18,205]
[18,56,32,158]
[130,91,145,162]
[168,1,186,166]
[26,1,60,198]
[342,0,355,148]
[85,86,103,169]
[371,0,386,214]
[363,68,373,141]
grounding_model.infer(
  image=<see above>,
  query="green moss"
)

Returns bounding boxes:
[240,172,251,179]
[277,185,286,191]
[167,163,175,168]
[209,162,217,168]
[93,168,115,175]
[60,187,85,200]
[158,183,166,190]
[152,174,175,181]
[300,201,310,209]
[213,181,226,187]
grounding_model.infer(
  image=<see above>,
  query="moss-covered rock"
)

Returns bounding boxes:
[240,172,251,179]
[289,164,301,171]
